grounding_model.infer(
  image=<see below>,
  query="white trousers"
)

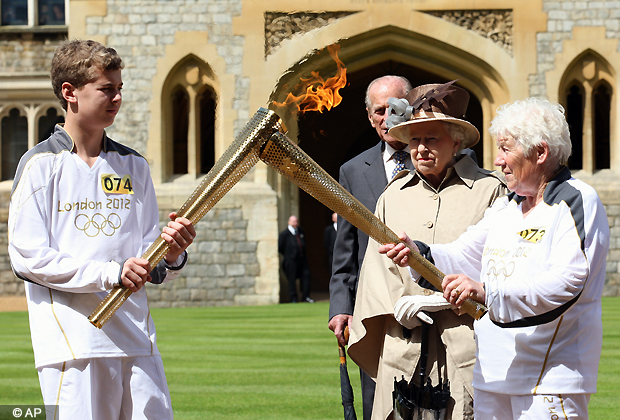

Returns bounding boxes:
[38,356,173,420]
[474,389,590,420]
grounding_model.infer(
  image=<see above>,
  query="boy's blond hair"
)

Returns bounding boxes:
[51,39,124,110]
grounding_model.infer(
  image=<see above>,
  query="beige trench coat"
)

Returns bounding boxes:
[348,155,506,420]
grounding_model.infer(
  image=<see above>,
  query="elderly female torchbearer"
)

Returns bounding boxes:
[382,98,610,419]
[347,82,506,420]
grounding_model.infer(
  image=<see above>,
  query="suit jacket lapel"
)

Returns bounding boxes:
[362,143,388,204]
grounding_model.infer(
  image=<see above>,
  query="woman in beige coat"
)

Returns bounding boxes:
[348,82,506,420]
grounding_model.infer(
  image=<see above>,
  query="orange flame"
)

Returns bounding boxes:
[273,44,347,114]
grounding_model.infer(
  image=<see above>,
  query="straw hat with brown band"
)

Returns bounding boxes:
[386,80,480,150]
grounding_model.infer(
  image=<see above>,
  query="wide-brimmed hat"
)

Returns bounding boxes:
[386,80,480,149]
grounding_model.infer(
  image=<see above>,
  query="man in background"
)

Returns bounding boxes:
[279,215,314,303]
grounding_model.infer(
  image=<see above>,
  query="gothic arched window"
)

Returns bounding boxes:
[566,83,584,171]
[163,57,218,180]
[38,106,64,142]
[560,53,615,173]
[171,86,190,175]
[198,87,216,174]
[1,107,28,180]
[592,81,611,170]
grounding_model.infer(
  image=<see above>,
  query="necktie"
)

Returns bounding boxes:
[295,229,302,248]
[391,150,409,179]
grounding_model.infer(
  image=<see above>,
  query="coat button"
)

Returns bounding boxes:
[426,221,433,228]
[433,194,439,200]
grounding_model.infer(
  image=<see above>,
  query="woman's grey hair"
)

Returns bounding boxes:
[441,121,467,152]
[404,121,467,151]
[365,75,412,109]
[489,98,571,169]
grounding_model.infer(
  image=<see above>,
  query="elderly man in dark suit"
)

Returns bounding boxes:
[279,215,313,303]
[328,75,413,420]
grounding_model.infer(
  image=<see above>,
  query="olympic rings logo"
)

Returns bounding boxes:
[485,259,515,282]
[74,213,122,237]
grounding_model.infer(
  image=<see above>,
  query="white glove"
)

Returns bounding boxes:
[394,295,452,329]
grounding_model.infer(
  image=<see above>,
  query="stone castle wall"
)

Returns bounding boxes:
[530,0,620,98]
[147,205,261,308]
[604,201,620,295]
[0,33,65,74]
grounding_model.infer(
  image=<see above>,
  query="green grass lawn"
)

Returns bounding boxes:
[1,298,618,418]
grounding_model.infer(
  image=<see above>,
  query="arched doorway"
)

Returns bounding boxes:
[294,61,484,298]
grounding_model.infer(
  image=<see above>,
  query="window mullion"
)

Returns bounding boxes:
[28,0,35,27]
[583,84,594,173]
[27,104,36,148]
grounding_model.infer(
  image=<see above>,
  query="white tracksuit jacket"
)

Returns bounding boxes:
[429,167,609,395]
[9,125,185,368]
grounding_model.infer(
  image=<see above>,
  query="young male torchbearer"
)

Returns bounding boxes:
[8,40,196,419]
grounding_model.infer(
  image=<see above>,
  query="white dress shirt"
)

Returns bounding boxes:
[382,143,412,180]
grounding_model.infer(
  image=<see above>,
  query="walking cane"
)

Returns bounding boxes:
[339,326,357,420]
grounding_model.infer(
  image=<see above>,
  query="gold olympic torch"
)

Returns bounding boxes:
[88,108,285,328]
[260,131,487,320]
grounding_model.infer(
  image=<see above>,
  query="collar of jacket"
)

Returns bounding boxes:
[395,153,480,191]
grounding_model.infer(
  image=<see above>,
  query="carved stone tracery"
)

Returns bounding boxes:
[264,11,357,58]
[264,9,512,57]
[425,9,513,56]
